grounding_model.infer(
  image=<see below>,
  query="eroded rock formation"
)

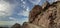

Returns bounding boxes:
[11,1,60,28]
[29,5,42,23]
[29,1,60,28]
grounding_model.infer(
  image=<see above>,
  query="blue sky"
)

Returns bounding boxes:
[0,0,57,26]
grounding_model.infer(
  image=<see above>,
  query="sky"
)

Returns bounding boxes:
[0,0,57,26]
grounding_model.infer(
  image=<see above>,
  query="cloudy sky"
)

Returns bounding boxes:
[0,0,57,26]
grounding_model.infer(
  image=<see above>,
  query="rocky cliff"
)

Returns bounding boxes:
[11,1,60,28]
[29,1,60,28]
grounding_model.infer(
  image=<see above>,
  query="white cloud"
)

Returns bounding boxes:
[9,17,17,21]
[0,0,19,17]
[23,1,25,4]
[20,1,26,9]
[18,7,29,17]
[0,0,13,17]
[29,0,41,5]
[21,0,24,2]
[55,0,58,2]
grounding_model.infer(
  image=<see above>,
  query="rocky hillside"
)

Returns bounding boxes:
[11,1,60,28]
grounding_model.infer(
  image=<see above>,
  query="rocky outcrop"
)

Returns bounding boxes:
[29,1,60,28]
[29,5,42,23]
[11,23,21,28]
[29,1,50,28]
[11,1,60,28]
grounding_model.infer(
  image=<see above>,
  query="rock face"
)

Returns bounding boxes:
[29,5,42,23]
[11,23,21,28]
[29,1,50,28]
[28,1,60,28]
[11,1,60,28]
